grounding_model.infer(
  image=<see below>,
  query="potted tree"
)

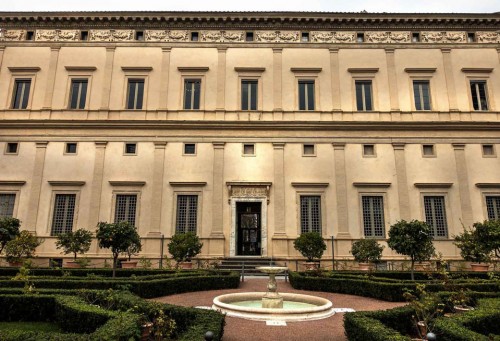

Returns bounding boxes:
[0,217,21,263]
[350,239,384,271]
[293,232,326,270]
[388,220,435,281]
[55,228,93,268]
[121,232,142,268]
[454,224,491,272]
[167,232,203,269]
[96,221,141,277]
[5,230,42,267]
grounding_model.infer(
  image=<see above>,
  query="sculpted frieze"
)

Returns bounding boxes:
[256,31,300,42]
[89,29,134,42]
[35,30,79,42]
[201,31,245,42]
[310,31,356,43]
[365,31,411,43]
[421,31,467,43]
[0,30,26,41]
[476,31,500,43]
[145,30,189,42]
[231,187,268,198]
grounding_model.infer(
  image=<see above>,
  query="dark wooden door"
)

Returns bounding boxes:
[237,202,261,256]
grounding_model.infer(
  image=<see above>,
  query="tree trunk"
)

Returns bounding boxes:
[410,258,415,281]
[113,254,118,278]
[74,253,77,260]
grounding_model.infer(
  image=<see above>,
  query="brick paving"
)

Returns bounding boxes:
[153,278,406,341]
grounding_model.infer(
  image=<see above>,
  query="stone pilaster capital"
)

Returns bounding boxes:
[154,141,167,149]
[94,141,108,148]
[452,143,466,150]
[441,48,452,54]
[161,47,172,52]
[35,141,49,148]
[332,142,345,150]
[392,142,406,150]
[329,47,339,53]
[212,142,226,149]
[385,47,395,53]
[217,47,228,52]
[105,47,116,52]
[272,47,283,53]
[50,46,61,52]
[272,142,286,149]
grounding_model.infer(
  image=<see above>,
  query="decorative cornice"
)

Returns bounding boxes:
[290,67,322,73]
[48,181,85,186]
[0,180,26,186]
[234,67,266,73]
[353,182,391,188]
[177,66,209,72]
[348,68,379,73]
[8,66,40,73]
[475,183,500,188]
[121,66,153,72]
[169,181,207,187]
[291,182,329,188]
[461,67,494,73]
[405,68,437,73]
[414,182,453,188]
[65,66,97,72]
[109,181,146,186]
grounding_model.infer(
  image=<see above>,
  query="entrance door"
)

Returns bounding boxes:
[236,202,262,256]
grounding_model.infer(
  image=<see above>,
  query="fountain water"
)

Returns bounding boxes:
[212,266,335,321]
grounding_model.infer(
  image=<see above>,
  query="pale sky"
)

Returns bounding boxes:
[0,0,498,13]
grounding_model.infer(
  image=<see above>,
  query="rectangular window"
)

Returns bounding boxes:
[0,193,16,217]
[363,144,376,157]
[12,79,31,109]
[5,143,19,155]
[114,194,137,226]
[482,144,495,157]
[50,194,76,235]
[184,79,201,110]
[126,79,144,110]
[422,144,435,157]
[184,143,196,155]
[486,196,500,220]
[69,79,88,109]
[413,80,431,110]
[65,143,77,154]
[300,196,321,234]
[355,80,373,111]
[124,143,137,155]
[303,144,315,156]
[176,195,198,233]
[298,80,315,110]
[241,80,258,110]
[243,144,255,156]
[362,196,385,237]
[470,81,488,111]
[424,196,448,238]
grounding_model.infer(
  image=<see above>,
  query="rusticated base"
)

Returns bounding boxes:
[262,296,283,309]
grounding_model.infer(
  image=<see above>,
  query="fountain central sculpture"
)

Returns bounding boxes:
[257,266,288,308]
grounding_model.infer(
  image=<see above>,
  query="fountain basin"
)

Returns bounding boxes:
[212,292,335,321]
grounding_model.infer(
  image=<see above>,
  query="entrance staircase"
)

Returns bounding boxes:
[219,257,284,276]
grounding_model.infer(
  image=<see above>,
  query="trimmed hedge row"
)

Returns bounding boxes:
[289,271,500,301]
[0,267,183,277]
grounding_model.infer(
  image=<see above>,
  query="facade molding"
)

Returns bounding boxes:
[352,182,391,188]
[169,181,207,187]
[48,181,85,186]
[108,181,146,186]
[64,66,97,72]
[291,182,329,188]
[414,182,453,188]
[0,180,26,186]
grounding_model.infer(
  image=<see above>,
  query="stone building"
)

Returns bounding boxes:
[0,11,499,267]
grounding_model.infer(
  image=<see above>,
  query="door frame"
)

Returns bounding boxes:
[230,197,267,257]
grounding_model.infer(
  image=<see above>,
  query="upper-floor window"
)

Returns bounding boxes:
[5,142,19,155]
[298,80,315,111]
[184,143,196,155]
[184,79,201,110]
[126,79,144,110]
[355,80,373,111]
[114,194,137,226]
[470,81,488,111]
[241,80,258,111]
[300,195,321,234]
[0,193,16,217]
[413,80,431,110]
[362,196,385,238]
[176,195,198,234]
[486,196,500,220]
[69,79,88,110]
[423,196,448,238]
[12,79,31,109]
[50,194,76,235]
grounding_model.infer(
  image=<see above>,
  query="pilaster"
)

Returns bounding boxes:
[385,48,400,112]
[441,48,459,112]
[88,141,108,228]
[149,142,167,236]
[25,142,49,231]
[272,142,286,236]
[211,142,226,237]
[272,48,283,111]
[452,143,473,226]
[42,46,61,110]
[158,47,171,110]
[333,143,350,238]
[392,143,411,220]
[329,48,341,111]
[216,47,227,111]
[100,47,116,111]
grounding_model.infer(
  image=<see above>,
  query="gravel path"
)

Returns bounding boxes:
[153,278,406,341]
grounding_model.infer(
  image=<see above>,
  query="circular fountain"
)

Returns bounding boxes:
[212,266,335,321]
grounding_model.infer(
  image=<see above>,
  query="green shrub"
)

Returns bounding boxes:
[351,239,384,263]
[293,232,326,262]
[167,233,203,263]
[4,231,42,263]
[55,229,93,261]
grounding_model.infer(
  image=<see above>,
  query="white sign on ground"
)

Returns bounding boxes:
[266,320,287,326]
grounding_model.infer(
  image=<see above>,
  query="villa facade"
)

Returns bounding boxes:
[0,11,499,266]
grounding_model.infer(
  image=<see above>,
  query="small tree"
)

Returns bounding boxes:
[0,217,21,254]
[167,232,203,263]
[388,220,435,280]
[55,229,93,261]
[293,232,326,263]
[125,232,142,261]
[351,239,384,263]
[454,224,491,264]
[5,230,42,264]
[474,220,500,259]
[96,222,141,277]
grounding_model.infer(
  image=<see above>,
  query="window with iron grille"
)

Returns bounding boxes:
[362,196,385,237]
[486,196,500,220]
[424,196,448,238]
[114,194,137,226]
[12,79,31,109]
[298,80,315,110]
[184,79,201,110]
[355,80,373,111]
[50,194,76,235]
[413,80,431,110]
[126,79,144,109]
[470,81,488,111]
[300,196,321,234]
[241,80,258,110]
[0,194,16,217]
[69,79,88,109]
[176,195,198,234]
